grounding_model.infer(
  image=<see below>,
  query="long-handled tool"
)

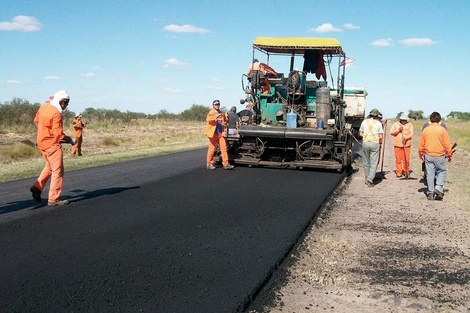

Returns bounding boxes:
[20,138,76,148]
[379,120,387,177]
[400,131,417,180]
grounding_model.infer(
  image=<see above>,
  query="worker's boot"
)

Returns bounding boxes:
[48,200,69,206]
[30,186,42,202]
[427,192,434,201]
[434,189,444,201]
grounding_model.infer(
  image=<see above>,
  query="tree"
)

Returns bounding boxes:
[408,110,424,120]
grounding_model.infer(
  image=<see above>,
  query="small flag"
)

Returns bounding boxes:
[340,57,355,67]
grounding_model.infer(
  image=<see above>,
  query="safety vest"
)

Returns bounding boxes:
[362,118,380,142]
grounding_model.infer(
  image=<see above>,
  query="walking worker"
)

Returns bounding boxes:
[359,108,384,187]
[418,111,453,200]
[205,100,234,170]
[71,113,86,157]
[30,90,76,206]
[227,106,240,137]
[390,114,413,177]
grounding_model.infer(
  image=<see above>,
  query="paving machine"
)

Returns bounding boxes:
[222,37,354,171]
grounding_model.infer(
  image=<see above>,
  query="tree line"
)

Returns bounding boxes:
[395,110,470,121]
[0,98,212,132]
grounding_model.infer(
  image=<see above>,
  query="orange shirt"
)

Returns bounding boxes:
[34,102,66,150]
[390,121,413,147]
[418,123,452,158]
[72,118,85,137]
[204,109,227,138]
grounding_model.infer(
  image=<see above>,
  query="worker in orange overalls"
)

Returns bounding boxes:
[205,100,234,170]
[390,113,414,177]
[71,113,86,157]
[30,90,76,206]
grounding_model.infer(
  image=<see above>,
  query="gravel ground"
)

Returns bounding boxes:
[248,132,470,313]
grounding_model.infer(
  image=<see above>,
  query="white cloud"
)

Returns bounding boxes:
[0,15,42,32]
[209,78,222,82]
[164,87,183,93]
[80,72,95,77]
[163,58,188,68]
[45,76,62,80]
[137,61,149,66]
[399,38,436,46]
[93,66,101,70]
[370,38,394,47]
[205,86,225,90]
[7,80,20,84]
[163,24,211,33]
[344,23,360,30]
[308,23,342,33]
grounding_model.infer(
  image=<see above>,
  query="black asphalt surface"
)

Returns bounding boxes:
[0,149,344,312]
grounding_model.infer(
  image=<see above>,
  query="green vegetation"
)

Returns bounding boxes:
[1,98,212,133]
[395,110,424,120]
[447,111,470,121]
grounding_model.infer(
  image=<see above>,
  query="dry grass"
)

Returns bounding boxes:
[290,235,358,287]
[0,119,207,182]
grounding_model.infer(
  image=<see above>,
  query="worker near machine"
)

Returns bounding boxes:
[227,106,240,137]
[238,103,255,125]
[71,113,87,157]
[418,111,453,201]
[205,100,234,170]
[390,114,413,177]
[247,59,277,94]
[359,109,384,187]
[30,90,76,206]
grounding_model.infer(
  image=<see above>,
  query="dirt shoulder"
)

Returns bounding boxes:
[248,131,470,313]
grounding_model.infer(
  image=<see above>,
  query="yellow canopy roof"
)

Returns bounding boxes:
[253,37,344,55]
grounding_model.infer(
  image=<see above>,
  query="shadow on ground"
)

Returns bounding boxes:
[0,186,140,215]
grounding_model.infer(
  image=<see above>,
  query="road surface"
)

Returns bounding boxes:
[0,149,344,312]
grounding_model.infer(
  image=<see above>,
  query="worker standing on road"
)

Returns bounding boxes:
[227,106,240,137]
[418,111,453,201]
[359,109,384,187]
[71,113,86,157]
[205,100,234,170]
[30,90,76,206]
[390,114,413,177]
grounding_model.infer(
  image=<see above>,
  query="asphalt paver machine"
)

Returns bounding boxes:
[224,37,353,171]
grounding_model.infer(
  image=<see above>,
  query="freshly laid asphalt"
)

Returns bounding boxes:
[0,149,344,312]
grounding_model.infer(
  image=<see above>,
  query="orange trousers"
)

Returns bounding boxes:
[71,136,83,156]
[206,134,229,166]
[34,145,64,203]
[394,146,411,175]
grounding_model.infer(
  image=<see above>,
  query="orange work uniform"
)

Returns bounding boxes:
[71,117,85,157]
[390,121,413,175]
[205,108,230,166]
[33,102,67,203]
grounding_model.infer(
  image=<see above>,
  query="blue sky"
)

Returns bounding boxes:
[1,0,469,118]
